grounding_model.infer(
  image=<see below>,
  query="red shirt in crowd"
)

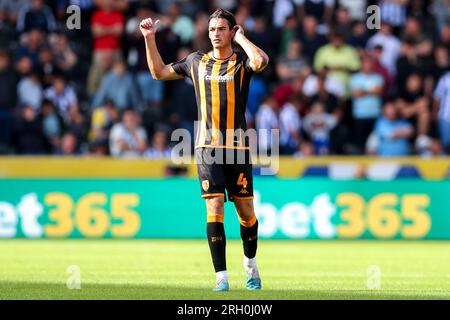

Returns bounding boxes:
[91,10,124,51]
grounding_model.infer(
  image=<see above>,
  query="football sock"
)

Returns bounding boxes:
[240,217,258,259]
[207,213,227,272]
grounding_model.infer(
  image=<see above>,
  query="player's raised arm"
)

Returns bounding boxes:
[140,18,183,81]
[233,25,269,73]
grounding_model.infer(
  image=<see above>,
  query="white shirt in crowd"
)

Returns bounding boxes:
[303,113,337,141]
[380,0,406,27]
[339,0,367,21]
[109,123,147,158]
[44,86,78,121]
[279,102,301,147]
[256,103,279,151]
[434,72,450,122]
[303,73,345,98]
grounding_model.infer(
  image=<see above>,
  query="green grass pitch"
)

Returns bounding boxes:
[0,239,449,300]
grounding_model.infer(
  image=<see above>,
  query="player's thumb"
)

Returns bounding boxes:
[154,19,160,29]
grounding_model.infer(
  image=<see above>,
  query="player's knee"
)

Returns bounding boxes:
[235,201,256,227]
[237,212,257,227]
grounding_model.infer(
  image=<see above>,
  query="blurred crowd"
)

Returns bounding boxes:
[1,0,450,158]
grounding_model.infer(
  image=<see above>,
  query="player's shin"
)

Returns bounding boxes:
[239,215,258,260]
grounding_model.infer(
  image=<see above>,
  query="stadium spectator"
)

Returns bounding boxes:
[143,130,172,159]
[295,0,334,27]
[430,45,450,86]
[246,75,268,127]
[303,68,345,99]
[41,99,63,152]
[65,105,89,147]
[431,0,450,33]
[372,101,414,157]
[439,24,450,48]
[17,69,43,111]
[299,15,327,63]
[109,109,147,157]
[54,131,81,156]
[0,0,30,25]
[16,0,56,34]
[166,3,195,45]
[256,96,279,153]
[37,46,55,87]
[49,32,78,75]
[333,7,352,41]
[379,0,407,33]
[279,94,302,154]
[347,21,369,54]
[309,72,346,154]
[89,100,120,142]
[338,0,367,22]
[0,49,17,151]
[272,0,298,28]
[434,71,450,153]
[276,38,309,83]
[44,73,78,121]
[350,55,384,153]
[367,22,401,76]
[87,0,124,95]
[191,12,212,53]
[293,140,314,157]
[395,73,431,150]
[370,45,395,98]
[14,28,45,69]
[303,102,337,155]
[12,105,49,154]
[278,14,300,56]
[92,59,142,110]
[314,31,360,96]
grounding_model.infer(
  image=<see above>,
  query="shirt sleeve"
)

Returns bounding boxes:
[171,52,194,78]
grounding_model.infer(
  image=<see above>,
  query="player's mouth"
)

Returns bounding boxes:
[213,39,221,43]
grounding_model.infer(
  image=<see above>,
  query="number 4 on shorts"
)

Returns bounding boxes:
[237,173,248,189]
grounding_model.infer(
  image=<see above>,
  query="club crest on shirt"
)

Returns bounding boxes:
[202,180,210,192]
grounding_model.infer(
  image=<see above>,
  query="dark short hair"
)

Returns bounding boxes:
[208,8,236,29]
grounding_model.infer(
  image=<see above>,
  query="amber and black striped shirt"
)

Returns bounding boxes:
[172,51,254,149]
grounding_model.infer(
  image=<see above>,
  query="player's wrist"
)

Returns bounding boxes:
[144,33,156,40]
[234,32,245,44]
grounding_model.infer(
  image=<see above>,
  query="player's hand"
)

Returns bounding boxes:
[233,25,245,43]
[140,18,160,38]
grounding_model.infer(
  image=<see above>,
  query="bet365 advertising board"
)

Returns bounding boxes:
[0,178,449,239]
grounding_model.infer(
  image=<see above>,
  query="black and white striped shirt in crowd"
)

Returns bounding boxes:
[380,0,406,27]
[434,72,450,122]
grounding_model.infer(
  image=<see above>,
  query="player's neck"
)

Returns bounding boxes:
[212,46,233,60]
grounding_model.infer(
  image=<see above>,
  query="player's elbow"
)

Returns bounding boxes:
[253,54,269,73]
[150,70,165,81]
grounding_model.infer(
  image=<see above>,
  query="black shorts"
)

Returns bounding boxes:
[195,147,253,202]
